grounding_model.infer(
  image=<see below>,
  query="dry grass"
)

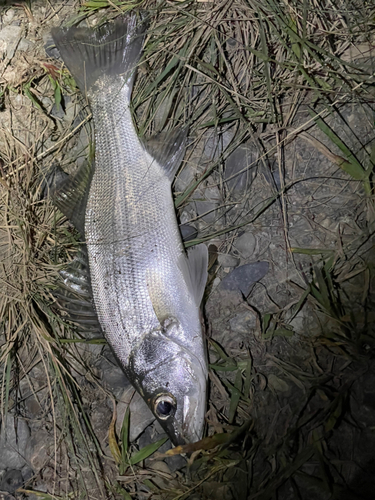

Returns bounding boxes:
[0,0,374,498]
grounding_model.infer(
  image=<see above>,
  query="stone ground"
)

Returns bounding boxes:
[0,2,374,500]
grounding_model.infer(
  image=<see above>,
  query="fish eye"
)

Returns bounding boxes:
[154,394,176,420]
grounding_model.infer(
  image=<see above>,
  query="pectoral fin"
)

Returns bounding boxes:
[179,244,208,307]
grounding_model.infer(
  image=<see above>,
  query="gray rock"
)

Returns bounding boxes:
[0,492,16,500]
[0,470,22,494]
[234,232,256,259]
[0,414,30,470]
[220,262,269,296]
[18,38,34,52]
[225,143,257,196]
[21,465,33,483]
[194,199,218,222]
[217,253,240,268]
[140,426,186,472]
[115,387,155,442]
[229,311,257,334]
[25,430,54,472]
[91,405,112,445]
[180,224,198,242]
[2,9,15,24]
[174,163,195,192]
[0,25,22,59]
[96,346,131,395]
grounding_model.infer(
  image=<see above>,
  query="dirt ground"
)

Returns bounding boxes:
[0,1,374,499]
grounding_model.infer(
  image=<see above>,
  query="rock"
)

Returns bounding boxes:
[96,346,131,395]
[267,374,290,393]
[91,405,112,445]
[0,26,22,60]
[19,365,46,419]
[0,470,23,494]
[25,430,54,472]
[21,465,33,483]
[180,224,198,242]
[217,253,240,268]
[0,492,16,500]
[174,163,195,192]
[194,200,218,223]
[0,414,30,470]
[229,311,257,334]
[234,232,257,259]
[225,143,257,196]
[220,262,269,297]
[115,387,155,442]
[140,426,186,472]
[194,185,221,223]
[2,9,15,23]
[18,38,34,52]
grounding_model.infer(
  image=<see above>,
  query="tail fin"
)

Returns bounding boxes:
[51,15,146,96]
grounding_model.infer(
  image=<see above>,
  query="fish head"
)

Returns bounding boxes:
[145,352,206,445]
[129,320,207,445]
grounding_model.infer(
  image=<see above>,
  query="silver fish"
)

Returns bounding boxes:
[50,15,208,445]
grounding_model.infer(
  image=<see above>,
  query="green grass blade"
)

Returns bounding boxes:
[228,369,243,424]
[310,111,367,180]
[120,406,130,474]
[129,437,168,466]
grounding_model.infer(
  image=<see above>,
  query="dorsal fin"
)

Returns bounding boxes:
[143,127,188,182]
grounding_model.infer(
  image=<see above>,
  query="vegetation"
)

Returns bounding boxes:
[0,0,374,498]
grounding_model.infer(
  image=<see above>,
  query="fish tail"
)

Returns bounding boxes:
[51,15,146,96]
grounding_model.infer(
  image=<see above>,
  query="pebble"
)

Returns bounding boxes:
[179,224,198,242]
[0,470,23,494]
[115,388,155,442]
[174,163,195,192]
[229,311,257,334]
[194,200,218,223]
[220,262,269,297]
[234,232,257,259]
[224,143,257,196]
[2,10,15,23]
[91,405,112,445]
[0,25,22,59]
[0,492,16,500]
[17,38,34,52]
[217,253,240,268]
[25,429,53,471]
[96,346,131,394]
[0,414,30,470]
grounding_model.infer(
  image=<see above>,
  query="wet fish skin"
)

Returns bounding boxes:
[51,15,208,445]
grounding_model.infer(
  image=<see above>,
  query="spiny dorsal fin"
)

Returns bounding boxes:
[143,127,188,182]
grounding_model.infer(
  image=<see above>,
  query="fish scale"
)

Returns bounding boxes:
[51,14,208,445]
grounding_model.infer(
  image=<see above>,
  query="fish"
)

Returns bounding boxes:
[49,14,208,445]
